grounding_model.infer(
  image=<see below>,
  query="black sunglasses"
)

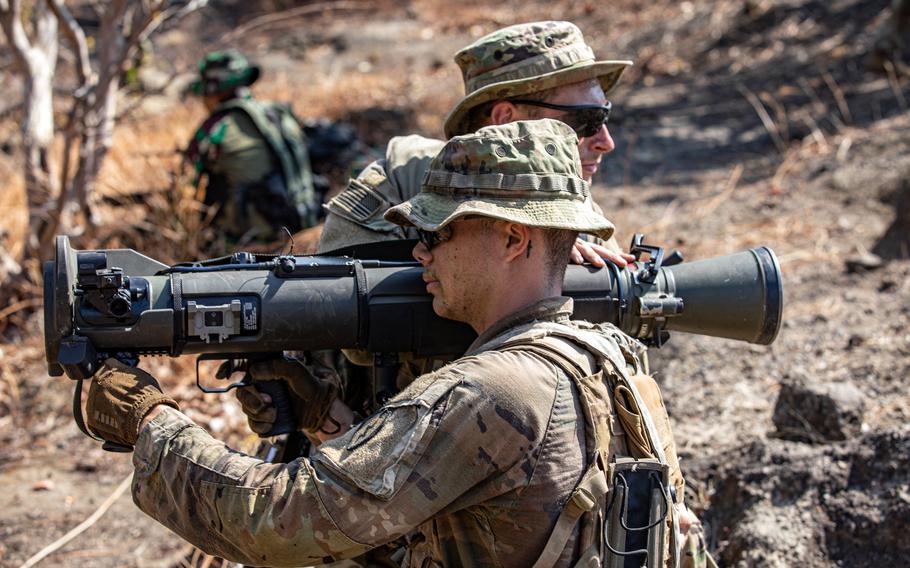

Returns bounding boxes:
[415,225,453,250]
[508,99,612,138]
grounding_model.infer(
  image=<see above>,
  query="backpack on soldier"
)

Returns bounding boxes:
[488,320,684,568]
[217,98,320,230]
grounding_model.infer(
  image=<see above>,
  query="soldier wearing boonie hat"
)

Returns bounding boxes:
[384,118,615,239]
[320,21,634,269]
[86,119,692,568]
[230,22,713,567]
[234,19,640,440]
[442,21,627,138]
[183,50,320,247]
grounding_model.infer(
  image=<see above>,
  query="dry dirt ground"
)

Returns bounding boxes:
[1,0,909,566]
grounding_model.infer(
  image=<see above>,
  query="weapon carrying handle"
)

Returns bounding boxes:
[629,233,665,284]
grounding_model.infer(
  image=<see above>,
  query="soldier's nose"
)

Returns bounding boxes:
[589,124,615,154]
[413,241,432,264]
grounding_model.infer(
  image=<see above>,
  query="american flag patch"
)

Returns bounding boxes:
[328,179,387,222]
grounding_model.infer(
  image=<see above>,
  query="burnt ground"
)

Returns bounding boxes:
[1,0,909,566]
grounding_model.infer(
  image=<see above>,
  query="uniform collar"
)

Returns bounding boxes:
[466,296,574,355]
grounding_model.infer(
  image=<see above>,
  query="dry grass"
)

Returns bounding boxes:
[96,102,202,199]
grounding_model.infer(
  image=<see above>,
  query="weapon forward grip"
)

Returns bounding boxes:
[194,353,298,438]
[253,379,298,437]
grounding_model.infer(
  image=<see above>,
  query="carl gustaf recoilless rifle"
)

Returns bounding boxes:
[43,234,783,452]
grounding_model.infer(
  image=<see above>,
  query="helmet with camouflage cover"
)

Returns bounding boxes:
[443,21,632,138]
[385,118,614,240]
[189,50,261,96]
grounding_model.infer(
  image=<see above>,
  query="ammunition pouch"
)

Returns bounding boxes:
[606,458,671,568]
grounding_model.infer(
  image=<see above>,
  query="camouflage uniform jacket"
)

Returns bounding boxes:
[185,103,279,238]
[187,102,278,195]
[319,135,620,254]
[186,97,317,240]
[131,297,632,567]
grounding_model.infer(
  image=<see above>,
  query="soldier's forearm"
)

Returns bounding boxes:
[131,408,369,566]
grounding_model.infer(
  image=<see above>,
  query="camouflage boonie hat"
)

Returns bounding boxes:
[384,119,614,240]
[189,50,261,96]
[443,21,632,138]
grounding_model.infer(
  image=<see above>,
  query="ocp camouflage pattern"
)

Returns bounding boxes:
[443,21,630,137]
[133,298,595,567]
[454,21,591,94]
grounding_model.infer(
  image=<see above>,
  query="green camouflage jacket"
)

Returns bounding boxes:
[187,97,317,240]
[132,298,602,567]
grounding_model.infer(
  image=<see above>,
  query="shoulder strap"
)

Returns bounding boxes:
[533,326,681,568]
[532,453,609,568]
[501,338,609,568]
[534,323,669,467]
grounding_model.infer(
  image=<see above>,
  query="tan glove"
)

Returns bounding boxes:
[227,356,341,434]
[86,358,179,449]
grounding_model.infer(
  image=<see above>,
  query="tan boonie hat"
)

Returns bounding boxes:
[443,21,632,138]
[384,119,614,240]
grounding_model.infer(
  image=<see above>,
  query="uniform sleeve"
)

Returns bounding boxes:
[317,135,443,253]
[318,159,409,253]
[312,356,555,545]
[131,408,371,567]
[131,364,545,566]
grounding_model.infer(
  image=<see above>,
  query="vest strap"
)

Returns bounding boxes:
[532,455,609,568]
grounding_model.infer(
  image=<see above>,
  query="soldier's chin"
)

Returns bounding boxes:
[581,163,599,181]
[431,298,466,325]
[431,296,446,318]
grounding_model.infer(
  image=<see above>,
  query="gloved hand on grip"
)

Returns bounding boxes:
[87,358,180,449]
[224,356,341,435]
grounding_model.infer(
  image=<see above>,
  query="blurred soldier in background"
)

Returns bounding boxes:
[184,50,321,246]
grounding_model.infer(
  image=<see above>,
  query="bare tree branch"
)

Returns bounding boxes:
[69,0,207,226]
[218,0,366,45]
[0,0,32,60]
[0,0,59,264]
[47,0,94,86]
[137,0,210,46]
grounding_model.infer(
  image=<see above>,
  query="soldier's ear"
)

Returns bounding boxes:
[501,222,532,262]
[489,101,521,126]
